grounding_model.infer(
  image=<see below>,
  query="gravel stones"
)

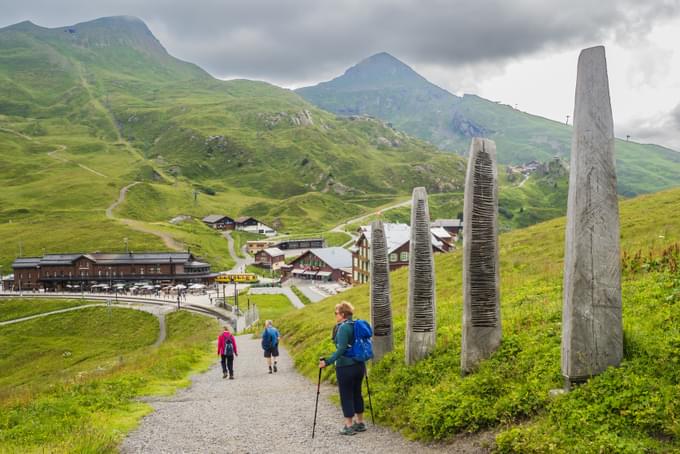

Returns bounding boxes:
[120,336,445,453]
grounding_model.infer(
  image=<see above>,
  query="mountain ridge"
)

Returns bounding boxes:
[297,52,680,196]
[0,16,468,267]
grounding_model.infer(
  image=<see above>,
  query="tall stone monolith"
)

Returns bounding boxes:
[405,187,436,365]
[562,45,622,388]
[370,220,393,361]
[461,137,501,375]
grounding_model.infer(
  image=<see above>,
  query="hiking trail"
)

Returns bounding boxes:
[120,335,475,453]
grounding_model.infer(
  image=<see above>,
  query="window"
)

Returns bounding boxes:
[400,252,408,261]
[389,253,397,262]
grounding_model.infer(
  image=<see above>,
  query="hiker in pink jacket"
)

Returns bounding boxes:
[217,325,238,379]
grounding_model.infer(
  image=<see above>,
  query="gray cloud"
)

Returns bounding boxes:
[618,103,680,151]
[1,0,680,86]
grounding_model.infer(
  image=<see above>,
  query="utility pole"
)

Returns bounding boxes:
[233,279,238,311]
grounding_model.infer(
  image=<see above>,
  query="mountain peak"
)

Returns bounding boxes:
[339,51,429,88]
[58,15,167,55]
[297,51,451,98]
[362,52,402,64]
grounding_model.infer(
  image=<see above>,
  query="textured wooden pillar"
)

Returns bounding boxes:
[562,46,622,388]
[370,220,393,361]
[405,187,436,365]
[461,137,501,375]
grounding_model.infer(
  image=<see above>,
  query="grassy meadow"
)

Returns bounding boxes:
[277,186,680,452]
[0,307,220,452]
[244,293,300,335]
[0,298,88,322]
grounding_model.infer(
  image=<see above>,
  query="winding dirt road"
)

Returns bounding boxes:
[330,198,412,247]
[105,182,184,252]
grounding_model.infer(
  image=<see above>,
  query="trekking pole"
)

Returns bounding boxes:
[312,364,323,439]
[365,365,375,425]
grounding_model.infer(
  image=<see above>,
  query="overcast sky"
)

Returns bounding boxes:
[1,0,680,150]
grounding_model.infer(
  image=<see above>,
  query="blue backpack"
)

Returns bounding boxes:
[263,327,279,349]
[343,319,374,362]
[223,335,234,356]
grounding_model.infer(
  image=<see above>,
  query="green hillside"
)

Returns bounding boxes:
[0,17,467,269]
[297,52,680,197]
[0,306,220,451]
[278,186,680,451]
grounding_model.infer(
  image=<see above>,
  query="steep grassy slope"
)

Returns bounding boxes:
[0,307,220,452]
[297,52,680,196]
[0,17,466,269]
[278,186,680,451]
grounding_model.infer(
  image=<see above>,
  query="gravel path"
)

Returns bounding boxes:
[120,335,447,454]
[224,231,254,272]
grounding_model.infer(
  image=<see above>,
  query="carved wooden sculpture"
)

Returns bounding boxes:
[405,187,436,365]
[461,137,501,375]
[562,46,622,388]
[370,220,393,360]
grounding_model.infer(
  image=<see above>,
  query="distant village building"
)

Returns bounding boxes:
[282,247,352,283]
[274,238,325,250]
[235,216,277,236]
[430,219,463,238]
[246,240,278,255]
[430,227,455,250]
[254,247,285,270]
[1,274,12,291]
[352,223,447,285]
[202,215,235,230]
[10,252,214,291]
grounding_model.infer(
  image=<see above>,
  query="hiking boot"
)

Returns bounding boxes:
[339,426,355,436]
[351,422,366,432]
[222,372,228,379]
[269,366,273,374]
[273,363,278,373]
[229,375,234,380]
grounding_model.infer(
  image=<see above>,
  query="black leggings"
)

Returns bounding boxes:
[336,362,365,418]
[221,355,234,376]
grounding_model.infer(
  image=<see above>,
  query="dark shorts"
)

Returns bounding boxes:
[264,346,279,358]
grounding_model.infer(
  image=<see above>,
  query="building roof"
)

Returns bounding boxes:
[359,223,444,253]
[431,219,462,228]
[13,252,200,268]
[276,237,324,245]
[202,214,232,223]
[297,247,352,270]
[12,257,41,268]
[262,247,284,257]
[235,216,257,224]
[430,227,452,239]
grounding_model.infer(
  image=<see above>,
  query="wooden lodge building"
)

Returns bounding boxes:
[9,252,214,291]
[274,238,325,250]
[202,214,276,236]
[254,247,285,270]
[202,215,236,230]
[246,240,277,255]
[352,223,448,285]
[281,247,352,283]
[431,218,463,239]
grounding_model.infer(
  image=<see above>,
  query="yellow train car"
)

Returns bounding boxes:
[216,272,259,284]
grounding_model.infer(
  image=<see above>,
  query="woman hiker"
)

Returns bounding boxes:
[217,325,238,379]
[319,301,366,435]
